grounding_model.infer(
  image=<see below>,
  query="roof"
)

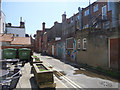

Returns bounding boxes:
[11,37,31,45]
[6,26,25,28]
[0,34,14,42]
[0,33,3,37]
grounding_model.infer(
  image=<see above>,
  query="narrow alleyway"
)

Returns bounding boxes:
[34,53,119,89]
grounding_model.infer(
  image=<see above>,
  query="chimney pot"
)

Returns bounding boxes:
[20,17,22,22]
[42,22,45,32]
[20,22,25,28]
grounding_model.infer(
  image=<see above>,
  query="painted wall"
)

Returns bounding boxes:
[0,41,2,59]
[42,32,48,53]
[0,11,5,59]
[0,11,5,33]
[66,37,77,63]
[76,28,119,70]
[6,27,25,37]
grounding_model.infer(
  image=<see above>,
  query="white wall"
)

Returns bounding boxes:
[0,11,5,59]
[0,41,2,59]
[0,11,5,33]
[6,27,25,37]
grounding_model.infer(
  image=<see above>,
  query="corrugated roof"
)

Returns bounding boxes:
[11,37,31,45]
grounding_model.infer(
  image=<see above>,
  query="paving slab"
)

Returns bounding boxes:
[16,62,67,89]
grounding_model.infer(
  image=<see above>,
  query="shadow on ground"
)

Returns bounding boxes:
[30,77,39,90]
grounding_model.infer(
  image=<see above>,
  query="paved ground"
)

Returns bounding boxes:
[35,53,120,89]
[16,62,38,89]
[16,59,67,89]
[16,53,120,89]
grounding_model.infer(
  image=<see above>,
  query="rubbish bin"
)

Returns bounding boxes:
[3,48,17,59]
[18,48,31,61]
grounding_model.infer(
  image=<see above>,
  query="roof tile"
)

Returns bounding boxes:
[11,37,31,45]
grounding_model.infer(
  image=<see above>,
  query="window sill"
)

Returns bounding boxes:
[82,49,86,51]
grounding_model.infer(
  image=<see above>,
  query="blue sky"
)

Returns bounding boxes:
[2,1,96,35]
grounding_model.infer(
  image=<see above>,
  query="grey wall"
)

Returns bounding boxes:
[76,28,119,69]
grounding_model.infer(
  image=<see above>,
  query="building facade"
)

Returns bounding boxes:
[78,1,120,30]
[74,1,120,70]
[6,18,26,37]
[34,1,120,70]
[0,0,6,59]
[0,11,5,33]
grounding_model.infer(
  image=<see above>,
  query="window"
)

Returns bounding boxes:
[93,4,98,12]
[16,34,19,37]
[95,24,98,28]
[71,17,73,23]
[103,21,110,29]
[102,5,107,20]
[83,38,87,50]
[76,21,79,30]
[77,39,80,50]
[66,37,74,49]
[77,16,79,20]
[83,24,89,29]
[84,9,89,16]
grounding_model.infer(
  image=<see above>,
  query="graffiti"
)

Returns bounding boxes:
[71,50,77,59]
[66,38,77,63]
[67,50,71,56]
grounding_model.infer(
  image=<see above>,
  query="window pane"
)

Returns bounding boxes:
[83,38,87,50]
[84,9,89,16]
[77,39,80,49]
[93,4,98,12]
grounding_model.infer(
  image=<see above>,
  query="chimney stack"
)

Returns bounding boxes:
[42,22,45,32]
[78,7,82,30]
[20,17,22,22]
[7,23,12,27]
[54,21,58,25]
[20,17,25,28]
[62,12,66,22]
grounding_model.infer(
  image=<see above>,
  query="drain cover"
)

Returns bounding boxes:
[99,81,112,87]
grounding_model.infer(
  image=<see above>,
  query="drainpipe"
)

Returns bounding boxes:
[89,0,91,29]
[78,7,82,30]
[112,1,118,28]
[0,41,2,69]
[0,41,2,60]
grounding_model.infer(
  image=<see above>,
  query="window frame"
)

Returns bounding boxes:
[83,38,87,51]
[77,39,81,50]
[102,5,107,20]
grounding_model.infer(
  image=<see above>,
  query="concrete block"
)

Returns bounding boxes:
[33,63,55,88]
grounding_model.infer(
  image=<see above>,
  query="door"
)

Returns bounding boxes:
[109,38,120,70]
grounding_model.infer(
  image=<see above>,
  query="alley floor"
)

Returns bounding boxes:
[16,55,67,89]
[16,53,119,89]
[35,53,119,89]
